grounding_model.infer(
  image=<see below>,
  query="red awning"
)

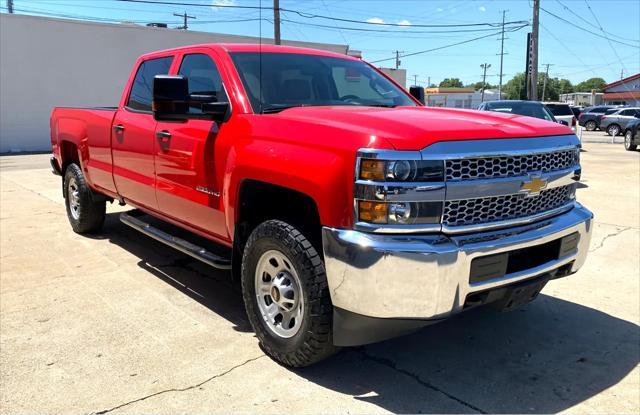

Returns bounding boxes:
[603,91,640,101]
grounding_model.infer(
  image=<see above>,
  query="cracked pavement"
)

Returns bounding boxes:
[1,141,639,414]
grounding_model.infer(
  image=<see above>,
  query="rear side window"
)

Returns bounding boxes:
[592,107,610,113]
[178,53,228,113]
[127,56,173,112]
[545,104,573,116]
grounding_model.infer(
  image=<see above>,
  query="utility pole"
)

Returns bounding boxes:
[541,63,552,101]
[530,0,540,100]
[395,51,402,69]
[7,0,13,13]
[480,63,491,102]
[174,12,196,30]
[620,69,624,79]
[413,74,418,86]
[498,10,508,100]
[273,0,281,45]
[427,76,431,87]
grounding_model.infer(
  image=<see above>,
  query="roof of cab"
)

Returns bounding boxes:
[139,43,358,61]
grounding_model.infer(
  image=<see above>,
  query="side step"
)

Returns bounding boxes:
[120,211,232,270]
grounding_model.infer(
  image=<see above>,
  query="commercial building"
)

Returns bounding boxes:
[602,73,640,106]
[425,87,503,109]
[559,92,604,107]
[0,13,349,152]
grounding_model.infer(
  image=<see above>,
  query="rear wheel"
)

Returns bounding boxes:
[585,120,597,131]
[241,220,336,367]
[64,163,106,233]
[624,130,637,151]
[607,124,621,136]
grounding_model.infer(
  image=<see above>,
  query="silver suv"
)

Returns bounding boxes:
[600,107,640,136]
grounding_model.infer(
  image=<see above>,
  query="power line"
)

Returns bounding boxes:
[554,0,638,43]
[117,0,529,28]
[370,25,527,64]
[539,5,640,48]
[582,0,628,73]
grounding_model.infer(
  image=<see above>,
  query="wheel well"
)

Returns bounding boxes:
[232,180,323,279]
[60,140,79,173]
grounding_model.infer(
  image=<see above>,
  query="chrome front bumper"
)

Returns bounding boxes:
[322,204,593,320]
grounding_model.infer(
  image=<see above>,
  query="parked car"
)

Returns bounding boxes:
[623,118,640,151]
[578,105,619,131]
[545,102,577,131]
[50,44,592,367]
[570,106,582,119]
[478,100,558,122]
[600,107,640,136]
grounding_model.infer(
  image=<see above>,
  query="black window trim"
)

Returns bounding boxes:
[125,55,174,115]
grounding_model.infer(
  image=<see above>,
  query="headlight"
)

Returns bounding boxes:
[358,159,444,182]
[358,201,442,225]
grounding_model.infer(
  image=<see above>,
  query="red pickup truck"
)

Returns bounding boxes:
[51,44,593,367]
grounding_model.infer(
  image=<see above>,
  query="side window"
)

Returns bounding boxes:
[127,56,173,112]
[178,53,228,113]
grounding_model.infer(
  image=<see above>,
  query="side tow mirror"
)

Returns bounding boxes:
[152,75,231,123]
[409,86,425,105]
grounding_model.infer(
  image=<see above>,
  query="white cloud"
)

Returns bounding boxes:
[478,6,486,12]
[397,19,412,26]
[436,7,444,12]
[212,0,235,8]
[366,17,385,24]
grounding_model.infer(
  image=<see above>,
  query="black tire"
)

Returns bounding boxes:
[607,124,621,136]
[63,163,106,233]
[624,130,637,151]
[585,120,597,131]
[241,220,336,367]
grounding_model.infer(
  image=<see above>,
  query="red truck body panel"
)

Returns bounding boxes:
[51,43,574,247]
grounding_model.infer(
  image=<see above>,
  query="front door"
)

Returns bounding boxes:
[112,56,173,210]
[154,52,229,238]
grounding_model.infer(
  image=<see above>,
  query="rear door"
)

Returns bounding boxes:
[617,109,640,128]
[153,51,230,238]
[112,56,173,210]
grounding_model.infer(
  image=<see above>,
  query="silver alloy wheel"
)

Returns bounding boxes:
[625,131,632,149]
[608,125,620,136]
[255,250,304,338]
[585,121,596,131]
[67,176,81,220]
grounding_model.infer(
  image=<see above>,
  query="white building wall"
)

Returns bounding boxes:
[0,13,348,152]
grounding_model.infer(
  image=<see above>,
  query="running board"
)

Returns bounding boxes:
[120,211,232,270]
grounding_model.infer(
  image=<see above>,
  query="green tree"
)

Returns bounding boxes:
[503,73,527,99]
[575,77,607,92]
[439,78,464,88]
[467,81,497,90]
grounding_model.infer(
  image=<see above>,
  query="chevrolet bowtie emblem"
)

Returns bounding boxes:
[520,175,548,196]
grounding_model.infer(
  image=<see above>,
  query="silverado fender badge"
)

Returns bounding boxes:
[196,186,220,197]
[519,174,548,197]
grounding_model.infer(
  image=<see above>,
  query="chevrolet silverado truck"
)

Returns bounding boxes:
[50,44,593,367]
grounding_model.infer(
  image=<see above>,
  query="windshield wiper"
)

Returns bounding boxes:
[261,104,306,114]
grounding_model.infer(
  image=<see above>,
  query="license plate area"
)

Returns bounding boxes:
[469,232,580,284]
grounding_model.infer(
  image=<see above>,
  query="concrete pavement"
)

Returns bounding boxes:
[1,142,638,414]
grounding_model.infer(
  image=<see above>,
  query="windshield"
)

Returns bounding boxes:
[484,101,555,121]
[545,104,573,116]
[229,52,416,113]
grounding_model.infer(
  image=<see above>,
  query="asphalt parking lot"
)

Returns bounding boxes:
[1,140,638,414]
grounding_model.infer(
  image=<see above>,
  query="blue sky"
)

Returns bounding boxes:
[4,0,639,86]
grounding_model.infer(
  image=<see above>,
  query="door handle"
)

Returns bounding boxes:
[156,131,171,142]
[113,124,125,133]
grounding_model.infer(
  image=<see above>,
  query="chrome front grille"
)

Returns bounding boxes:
[443,185,575,227]
[445,149,579,181]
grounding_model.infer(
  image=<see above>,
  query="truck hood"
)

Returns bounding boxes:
[270,106,574,151]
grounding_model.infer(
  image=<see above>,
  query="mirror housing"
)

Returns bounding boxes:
[152,75,230,123]
[558,120,569,126]
[409,86,425,105]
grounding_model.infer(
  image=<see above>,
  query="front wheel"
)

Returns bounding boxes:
[241,220,337,367]
[64,163,106,233]
[625,130,637,151]
[607,124,621,136]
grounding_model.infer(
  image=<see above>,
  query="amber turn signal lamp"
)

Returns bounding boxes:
[359,159,386,181]
[358,201,388,223]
